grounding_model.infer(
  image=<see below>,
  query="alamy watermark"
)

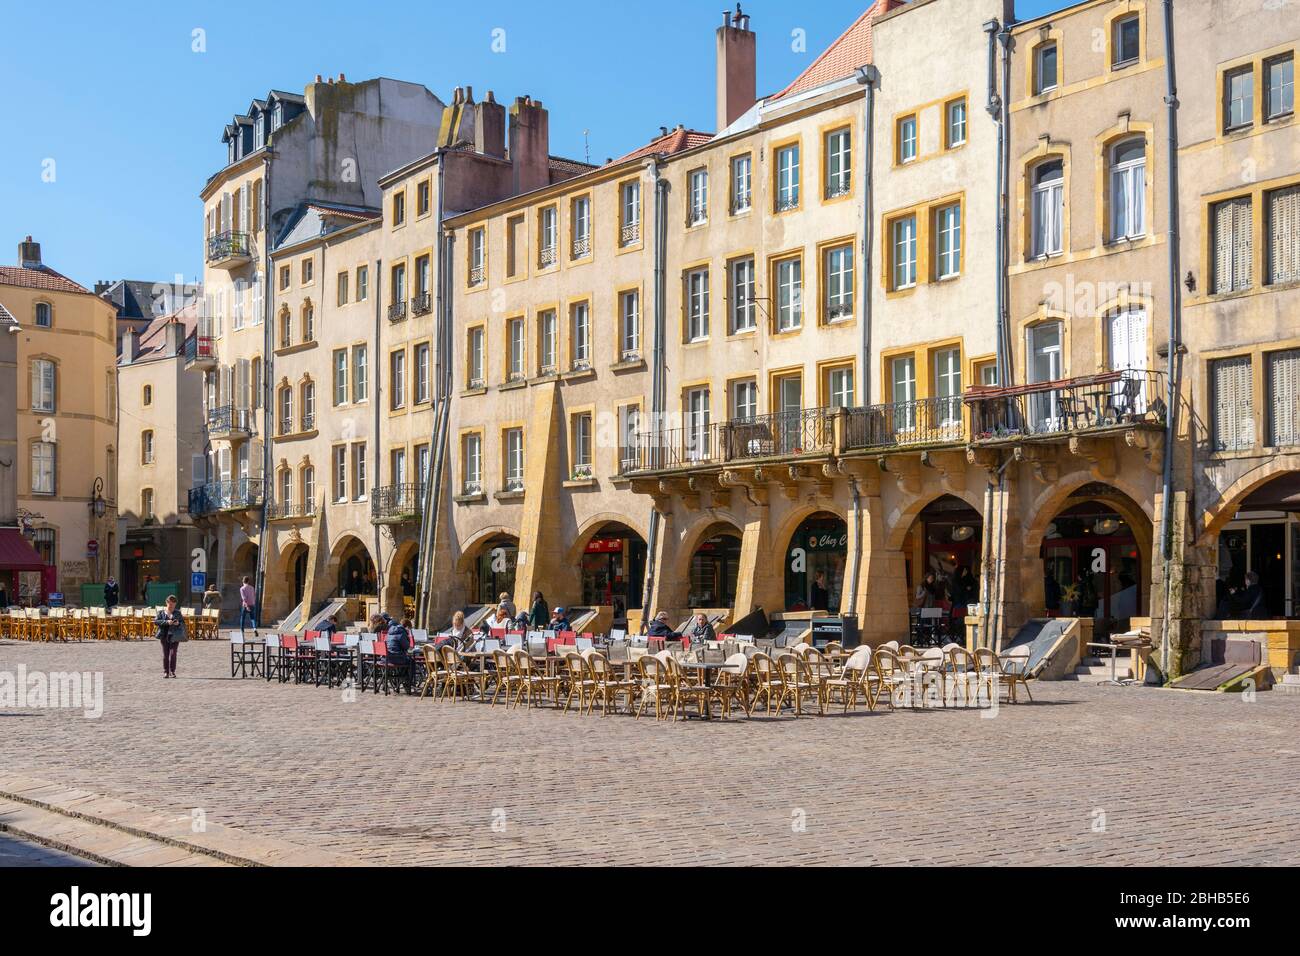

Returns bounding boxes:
[0,665,103,719]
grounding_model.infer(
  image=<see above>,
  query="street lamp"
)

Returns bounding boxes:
[90,477,107,519]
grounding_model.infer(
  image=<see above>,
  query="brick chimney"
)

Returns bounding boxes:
[716,6,757,132]
[18,236,41,269]
[509,96,550,195]
[165,319,185,357]
[476,91,506,159]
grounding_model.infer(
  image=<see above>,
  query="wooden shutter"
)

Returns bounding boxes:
[219,364,234,408]
[248,439,264,480]
[221,192,231,233]
[235,358,251,411]
[240,184,251,235]
[1269,185,1299,285]
[1268,349,1300,446]
[1234,198,1254,292]
[1213,356,1254,451]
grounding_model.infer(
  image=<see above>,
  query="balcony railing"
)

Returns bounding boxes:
[845,397,967,450]
[265,500,316,521]
[571,236,591,259]
[966,369,1167,442]
[411,293,432,317]
[205,404,253,439]
[621,407,840,475]
[826,181,852,200]
[206,231,251,266]
[302,411,315,432]
[775,194,799,213]
[188,479,265,517]
[184,333,217,368]
[388,301,408,323]
[539,246,557,268]
[469,265,486,286]
[620,223,641,245]
[371,483,426,524]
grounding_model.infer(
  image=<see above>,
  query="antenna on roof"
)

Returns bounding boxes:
[583,129,590,165]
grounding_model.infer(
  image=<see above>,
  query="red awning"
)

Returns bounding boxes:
[0,528,47,571]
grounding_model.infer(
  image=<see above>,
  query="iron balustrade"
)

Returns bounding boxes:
[205,404,253,438]
[469,266,486,286]
[620,407,839,474]
[845,397,967,450]
[410,293,432,317]
[571,236,591,259]
[388,301,408,323]
[265,500,316,521]
[184,334,216,366]
[188,479,265,516]
[620,223,641,245]
[966,369,1166,442]
[371,483,426,523]
[206,231,251,263]
[539,246,557,268]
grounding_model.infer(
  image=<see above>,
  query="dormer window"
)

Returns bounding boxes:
[272,103,283,131]
[253,114,265,150]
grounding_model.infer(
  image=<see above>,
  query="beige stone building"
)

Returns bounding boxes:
[0,237,120,604]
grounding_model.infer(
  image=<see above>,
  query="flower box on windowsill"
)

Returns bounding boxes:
[564,476,597,489]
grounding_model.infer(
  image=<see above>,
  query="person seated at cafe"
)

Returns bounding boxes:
[483,603,514,633]
[498,592,516,619]
[549,606,572,633]
[512,608,532,632]
[317,614,339,638]
[689,612,716,643]
[382,615,412,662]
[1233,571,1267,619]
[646,611,682,640]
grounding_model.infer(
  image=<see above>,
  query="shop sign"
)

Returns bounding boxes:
[585,538,624,554]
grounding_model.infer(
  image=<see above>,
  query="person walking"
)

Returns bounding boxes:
[155,595,186,678]
[528,591,548,629]
[0,580,9,609]
[103,576,119,610]
[239,576,257,631]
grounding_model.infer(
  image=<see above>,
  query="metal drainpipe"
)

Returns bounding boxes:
[253,153,273,628]
[1159,0,1183,679]
[640,158,668,615]
[372,253,383,614]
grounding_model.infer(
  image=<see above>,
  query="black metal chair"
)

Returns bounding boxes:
[230,632,263,679]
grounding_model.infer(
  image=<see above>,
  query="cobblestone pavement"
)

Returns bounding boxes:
[1,640,1297,866]
[0,831,97,867]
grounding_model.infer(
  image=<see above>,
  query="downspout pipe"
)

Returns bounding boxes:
[1159,0,1183,679]
[253,153,273,628]
[640,157,669,616]
[416,151,448,628]
[372,252,383,613]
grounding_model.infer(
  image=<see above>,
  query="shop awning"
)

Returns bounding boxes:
[0,528,47,571]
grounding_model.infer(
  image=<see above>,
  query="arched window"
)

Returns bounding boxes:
[1109,137,1146,241]
[301,464,316,510]
[279,467,293,506]
[301,380,316,430]
[1031,159,1064,258]
[302,301,315,341]
[279,308,292,349]
[34,302,52,328]
[278,385,294,435]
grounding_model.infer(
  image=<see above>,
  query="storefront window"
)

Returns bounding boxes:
[784,515,847,612]
[476,540,517,606]
[580,529,647,618]
[689,533,741,608]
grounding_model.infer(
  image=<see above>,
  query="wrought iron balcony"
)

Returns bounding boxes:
[620,223,641,245]
[265,500,316,521]
[469,265,486,286]
[571,236,591,259]
[371,483,426,524]
[621,407,840,475]
[205,404,253,440]
[411,293,432,317]
[188,479,265,517]
[388,301,407,323]
[539,246,557,268]
[844,397,967,451]
[775,194,800,213]
[302,411,315,432]
[184,332,217,369]
[826,302,854,322]
[206,231,252,269]
[826,180,852,200]
[965,370,1166,443]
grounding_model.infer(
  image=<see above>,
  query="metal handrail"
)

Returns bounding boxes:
[206,231,250,263]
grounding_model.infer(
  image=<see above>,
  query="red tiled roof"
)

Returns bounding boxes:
[0,265,95,297]
[772,0,902,101]
[611,127,714,165]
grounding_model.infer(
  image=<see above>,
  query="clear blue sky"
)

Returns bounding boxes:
[0,0,1062,288]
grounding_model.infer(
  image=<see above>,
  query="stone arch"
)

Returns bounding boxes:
[565,512,651,565]
[1023,470,1156,556]
[327,533,376,595]
[669,510,746,584]
[885,487,985,552]
[768,502,849,580]
[387,536,420,593]
[1197,453,1300,547]
[455,525,521,575]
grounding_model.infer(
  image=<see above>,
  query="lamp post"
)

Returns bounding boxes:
[88,477,107,583]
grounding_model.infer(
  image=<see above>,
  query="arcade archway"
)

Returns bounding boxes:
[333,535,377,597]
[685,522,743,609]
[574,521,647,621]
[782,511,849,612]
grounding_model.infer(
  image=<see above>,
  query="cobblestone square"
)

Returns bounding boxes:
[1,640,1297,866]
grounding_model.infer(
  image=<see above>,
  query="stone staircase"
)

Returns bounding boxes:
[1065,655,1133,683]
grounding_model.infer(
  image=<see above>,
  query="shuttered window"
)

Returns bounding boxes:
[1211,356,1254,451]
[1267,185,1300,285]
[1213,197,1253,294]
[1268,350,1300,447]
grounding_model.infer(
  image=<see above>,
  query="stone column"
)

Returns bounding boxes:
[1148,488,1207,681]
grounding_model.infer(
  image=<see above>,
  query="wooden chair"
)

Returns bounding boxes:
[974,648,1033,703]
[664,656,712,720]
[823,646,876,713]
[512,648,558,709]
[776,652,824,717]
[488,648,519,707]
[749,652,787,717]
[711,653,752,719]
[588,653,636,716]
[635,656,674,721]
[872,647,911,710]
[439,645,475,702]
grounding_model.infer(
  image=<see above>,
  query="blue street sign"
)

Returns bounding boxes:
[191,572,207,594]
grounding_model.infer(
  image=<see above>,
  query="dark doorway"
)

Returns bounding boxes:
[1250,522,1286,617]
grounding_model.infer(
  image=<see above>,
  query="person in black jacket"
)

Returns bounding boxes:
[646,611,681,640]
[155,595,186,678]
[103,577,119,610]
[529,592,548,629]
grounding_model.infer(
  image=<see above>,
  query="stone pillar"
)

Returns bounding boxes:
[646,507,685,617]
[733,501,781,618]
[856,495,909,644]
[1148,489,1207,681]
[513,381,578,607]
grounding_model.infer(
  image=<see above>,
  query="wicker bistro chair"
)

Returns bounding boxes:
[635,655,675,721]
[711,653,753,719]
[560,653,599,715]
[419,645,444,699]
[588,652,637,716]
[663,655,712,720]
[823,646,877,714]
[488,648,520,706]
[973,648,1034,704]
[871,648,913,710]
[437,646,475,701]
[512,648,560,709]
[748,653,787,717]
[997,650,1034,703]
[941,644,977,704]
[776,652,826,717]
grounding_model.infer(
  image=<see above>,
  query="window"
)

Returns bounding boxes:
[689,169,709,224]
[825,128,852,198]
[391,449,407,485]
[1212,356,1255,451]
[539,207,558,267]
[1110,138,1147,241]
[333,446,347,502]
[416,445,430,485]
[619,405,641,472]
[504,429,524,491]
[302,381,315,429]
[391,263,407,312]
[685,388,711,461]
[357,265,369,301]
[463,433,483,495]
[142,384,152,407]
[730,258,756,333]
[337,271,349,305]
[32,527,55,566]
[539,310,558,374]
[1267,185,1300,285]
[824,245,854,322]
[30,359,54,411]
[731,379,758,421]
[141,488,154,520]
[1225,66,1254,131]
[891,215,918,289]
[278,468,294,509]
[466,329,484,388]
[417,179,431,217]
[1028,322,1064,429]
[302,302,314,341]
[935,203,962,279]
[1266,54,1294,121]
[392,191,406,226]
[731,154,752,213]
[508,317,525,380]
[619,291,640,360]
[1213,196,1253,294]
[415,255,431,298]
[279,265,291,290]
[279,386,294,434]
[469,228,486,284]
[828,367,855,409]
[621,180,641,245]
[352,345,368,402]
[571,196,591,258]
[775,145,800,211]
[934,347,963,426]
[300,257,313,284]
[279,309,292,349]
[775,257,803,332]
[1112,14,1140,68]
[141,430,155,464]
[1031,160,1065,258]
[34,302,51,328]
[1035,41,1058,95]
[571,302,591,369]
[686,268,710,341]
[1268,350,1300,446]
[31,441,56,495]
[333,349,348,405]
[945,99,967,149]
[897,115,918,164]
[302,465,316,509]
[571,413,593,472]
[891,356,917,428]
[352,443,367,500]
[412,343,430,403]
[391,350,406,410]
